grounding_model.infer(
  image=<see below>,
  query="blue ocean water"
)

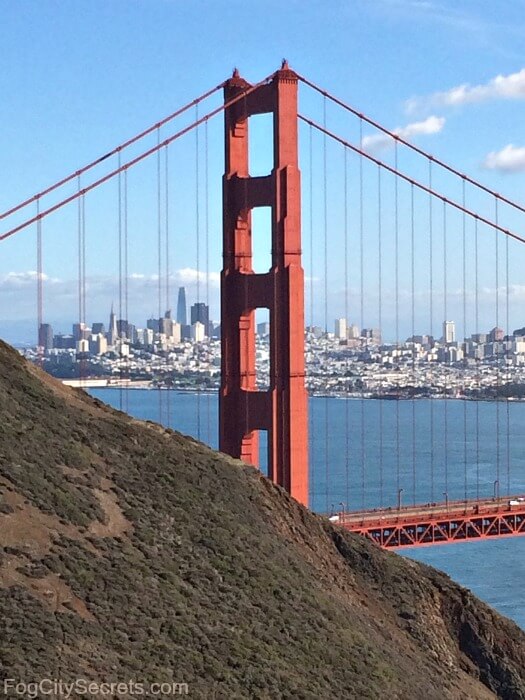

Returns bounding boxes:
[90,388,525,629]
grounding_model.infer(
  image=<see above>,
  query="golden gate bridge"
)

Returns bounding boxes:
[2,61,525,548]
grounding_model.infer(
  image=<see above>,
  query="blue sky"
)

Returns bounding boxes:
[3,0,525,342]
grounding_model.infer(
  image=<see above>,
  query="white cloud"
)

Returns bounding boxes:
[0,268,221,320]
[176,268,220,286]
[406,68,525,113]
[0,269,219,291]
[0,271,59,288]
[362,116,445,153]
[482,144,525,173]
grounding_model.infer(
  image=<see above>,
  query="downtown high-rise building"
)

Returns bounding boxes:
[108,304,118,345]
[334,318,347,339]
[176,287,187,326]
[443,320,455,344]
[38,323,53,350]
[191,302,209,334]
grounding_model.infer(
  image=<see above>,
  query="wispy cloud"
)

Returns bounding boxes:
[0,268,221,322]
[0,270,59,287]
[406,68,525,113]
[370,0,494,35]
[482,144,525,173]
[362,116,445,153]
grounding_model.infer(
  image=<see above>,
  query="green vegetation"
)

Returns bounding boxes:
[1,340,525,699]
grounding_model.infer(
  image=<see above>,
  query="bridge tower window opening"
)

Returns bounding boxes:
[248,113,274,177]
[251,206,272,273]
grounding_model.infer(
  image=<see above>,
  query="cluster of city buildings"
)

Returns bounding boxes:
[26,295,525,397]
[332,317,525,364]
[37,287,215,356]
[306,318,525,397]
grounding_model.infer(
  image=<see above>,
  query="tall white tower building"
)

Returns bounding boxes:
[335,318,347,339]
[443,320,455,344]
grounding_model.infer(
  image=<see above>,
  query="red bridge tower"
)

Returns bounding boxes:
[220,62,308,505]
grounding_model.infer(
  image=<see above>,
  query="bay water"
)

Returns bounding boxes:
[90,388,525,629]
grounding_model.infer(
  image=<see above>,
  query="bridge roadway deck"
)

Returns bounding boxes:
[331,496,525,549]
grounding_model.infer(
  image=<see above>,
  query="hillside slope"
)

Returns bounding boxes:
[1,339,525,699]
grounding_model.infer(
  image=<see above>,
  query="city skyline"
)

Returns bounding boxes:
[4,4,525,349]
[3,268,525,346]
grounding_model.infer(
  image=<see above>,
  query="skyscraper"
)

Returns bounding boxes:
[334,318,347,339]
[107,304,118,345]
[38,323,53,350]
[176,287,187,326]
[191,302,209,335]
[443,320,455,344]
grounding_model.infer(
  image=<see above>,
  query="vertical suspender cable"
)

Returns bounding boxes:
[359,118,366,510]
[323,95,329,513]
[475,217,480,501]
[411,184,416,505]
[394,144,400,504]
[205,120,211,445]
[77,176,86,386]
[36,199,43,366]
[118,153,123,411]
[378,164,383,508]
[123,168,129,414]
[165,148,170,316]
[428,160,434,503]
[81,193,87,386]
[82,196,87,354]
[462,180,468,502]
[495,198,500,500]
[505,212,511,496]
[195,104,201,441]
[156,129,163,424]
[77,178,83,382]
[309,123,315,508]
[164,146,171,428]
[82,185,86,353]
[443,200,448,500]
[344,145,350,512]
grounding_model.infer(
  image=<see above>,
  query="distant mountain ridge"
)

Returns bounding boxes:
[1,338,525,699]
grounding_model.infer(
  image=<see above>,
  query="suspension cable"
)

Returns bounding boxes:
[297,115,525,245]
[0,83,224,222]
[308,123,315,509]
[77,177,83,356]
[475,217,480,501]
[410,184,416,505]
[165,146,171,429]
[506,212,511,496]
[1,75,275,241]
[78,183,87,388]
[378,164,384,508]
[429,159,434,503]
[36,199,43,366]
[296,73,525,217]
[495,197,500,500]
[343,145,350,512]
[394,143,400,504]
[205,119,211,445]
[118,154,124,411]
[359,118,366,511]
[323,95,329,514]
[443,200,448,501]
[123,168,129,414]
[156,128,163,424]
[195,104,202,441]
[462,179,468,502]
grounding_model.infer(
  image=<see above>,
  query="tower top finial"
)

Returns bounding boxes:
[281,58,289,69]
[232,67,240,78]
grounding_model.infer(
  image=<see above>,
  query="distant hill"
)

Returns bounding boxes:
[1,339,525,699]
